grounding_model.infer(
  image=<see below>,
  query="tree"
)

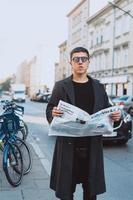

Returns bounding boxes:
[0,77,12,91]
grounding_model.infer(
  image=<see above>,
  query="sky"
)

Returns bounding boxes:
[0,0,110,88]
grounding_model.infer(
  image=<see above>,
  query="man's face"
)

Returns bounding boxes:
[70,52,89,75]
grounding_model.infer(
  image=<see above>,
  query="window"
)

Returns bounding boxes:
[122,14,130,34]
[95,30,99,45]
[72,11,82,28]
[98,53,102,70]
[95,55,98,71]
[104,50,109,69]
[122,45,128,67]
[104,23,110,42]
[72,28,81,44]
[89,32,94,48]
[115,17,122,37]
[123,83,127,95]
[114,48,120,68]
[100,35,103,44]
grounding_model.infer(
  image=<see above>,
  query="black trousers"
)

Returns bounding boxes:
[82,181,97,200]
[61,147,97,200]
[60,185,97,200]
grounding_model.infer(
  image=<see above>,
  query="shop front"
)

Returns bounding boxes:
[100,75,132,97]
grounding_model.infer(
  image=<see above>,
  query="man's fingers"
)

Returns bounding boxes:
[52,107,63,117]
[110,110,121,121]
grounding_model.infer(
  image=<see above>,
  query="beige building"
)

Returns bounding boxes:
[56,40,69,81]
[56,0,90,81]
[87,0,133,96]
[16,56,42,96]
[16,52,50,97]
[59,0,90,78]
[54,62,60,82]
[29,56,42,96]
[16,60,31,95]
[67,0,90,50]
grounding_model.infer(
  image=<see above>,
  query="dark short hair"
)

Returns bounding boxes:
[70,47,90,60]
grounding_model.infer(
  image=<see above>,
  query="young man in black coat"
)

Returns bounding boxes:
[46,47,121,200]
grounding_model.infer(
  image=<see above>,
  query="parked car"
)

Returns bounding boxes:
[35,92,51,102]
[46,94,51,102]
[108,95,118,100]
[35,93,44,102]
[102,97,132,144]
[102,111,132,144]
[112,95,133,117]
[30,92,51,103]
[30,93,39,101]
[30,92,43,101]
[42,93,51,103]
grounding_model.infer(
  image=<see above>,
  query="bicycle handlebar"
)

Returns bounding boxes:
[0,100,24,114]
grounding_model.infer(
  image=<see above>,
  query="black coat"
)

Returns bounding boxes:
[46,75,110,199]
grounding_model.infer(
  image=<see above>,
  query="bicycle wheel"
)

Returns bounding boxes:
[16,128,26,141]
[15,137,32,175]
[23,121,29,139]
[19,120,29,140]
[3,143,23,187]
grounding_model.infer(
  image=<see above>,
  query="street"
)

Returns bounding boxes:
[23,99,133,200]
[0,98,133,200]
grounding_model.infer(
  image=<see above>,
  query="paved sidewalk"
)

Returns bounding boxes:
[0,144,56,200]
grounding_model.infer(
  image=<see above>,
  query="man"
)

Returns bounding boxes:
[46,47,121,200]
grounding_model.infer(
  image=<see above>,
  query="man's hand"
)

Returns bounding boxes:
[110,110,121,121]
[52,107,63,117]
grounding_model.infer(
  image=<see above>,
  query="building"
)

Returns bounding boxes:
[56,0,133,96]
[56,40,69,81]
[67,0,90,50]
[16,56,42,96]
[29,56,42,96]
[87,0,133,96]
[56,0,90,81]
[16,60,31,95]
[54,62,60,82]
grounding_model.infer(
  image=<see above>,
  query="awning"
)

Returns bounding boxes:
[100,75,128,84]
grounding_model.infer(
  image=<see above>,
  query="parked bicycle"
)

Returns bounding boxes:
[1,100,28,140]
[0,100,32,187]
[0,112,24,186]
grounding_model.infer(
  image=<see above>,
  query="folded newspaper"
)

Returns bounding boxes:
[49,100,122,137]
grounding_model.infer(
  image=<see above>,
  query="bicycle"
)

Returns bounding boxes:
[1,100,29,140]
[0,102,32,186]
[1,103,32,174]
[0,114,24,187]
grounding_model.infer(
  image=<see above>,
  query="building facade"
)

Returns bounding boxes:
[55,40,68,81]
[67,0,90,50]
[56,0,90,80]
[57,0,133,96]
[16,60,31,95]
[16,56,42,96]
[67,0,90,77]
[87,0,133,96]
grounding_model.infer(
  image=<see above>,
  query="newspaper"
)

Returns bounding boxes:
[49,100,122,137]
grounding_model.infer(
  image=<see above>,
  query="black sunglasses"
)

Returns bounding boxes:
[72,56,89,63]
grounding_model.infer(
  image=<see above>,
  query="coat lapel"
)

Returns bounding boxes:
[63,76,75,105]
[91,78,100,113]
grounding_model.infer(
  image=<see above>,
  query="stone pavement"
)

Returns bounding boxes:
[0,144,56,200]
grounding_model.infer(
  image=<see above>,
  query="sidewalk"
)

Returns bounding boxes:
[0,144,56,200]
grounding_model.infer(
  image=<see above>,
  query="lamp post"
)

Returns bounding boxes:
[108,1,133,96]
[109,1,133,19]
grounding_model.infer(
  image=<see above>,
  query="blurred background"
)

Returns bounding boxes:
[0,0,133,106]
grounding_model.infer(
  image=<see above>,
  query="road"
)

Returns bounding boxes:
[19,99,133,200]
